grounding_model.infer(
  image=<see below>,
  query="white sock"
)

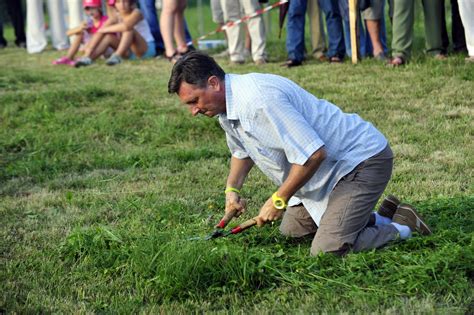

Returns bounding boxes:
[374,212,392,226]
[391,222,412,239]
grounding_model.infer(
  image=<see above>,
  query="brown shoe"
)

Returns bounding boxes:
[254,58,267,65]
[377,195,400,219]
[393,203,432,235]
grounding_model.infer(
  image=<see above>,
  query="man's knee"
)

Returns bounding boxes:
[279,205,317,238]
[310,234,351,256]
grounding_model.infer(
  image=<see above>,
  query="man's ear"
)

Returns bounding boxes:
[208,76,221,90]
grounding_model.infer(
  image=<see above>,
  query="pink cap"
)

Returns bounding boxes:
[108,0,116,5]
[83,0,101,7]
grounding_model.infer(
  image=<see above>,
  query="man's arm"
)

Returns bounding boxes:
[221,156,254,224]
[256,146,326,226]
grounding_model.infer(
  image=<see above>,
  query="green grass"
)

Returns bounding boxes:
[1,11,474,313]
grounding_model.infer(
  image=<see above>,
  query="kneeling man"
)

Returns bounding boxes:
[168,52,431,256]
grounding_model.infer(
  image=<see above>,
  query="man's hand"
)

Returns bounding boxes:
[256,197,284,227]
[225,191,247,218]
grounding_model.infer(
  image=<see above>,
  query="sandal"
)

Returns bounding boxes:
[165,51,182,64]
[387,56,405,67]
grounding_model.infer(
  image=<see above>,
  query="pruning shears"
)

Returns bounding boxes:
[189,209,258,241]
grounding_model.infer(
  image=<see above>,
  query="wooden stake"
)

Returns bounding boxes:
[349,0,358,64]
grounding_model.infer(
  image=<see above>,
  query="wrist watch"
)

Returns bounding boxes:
[272,192,287,210]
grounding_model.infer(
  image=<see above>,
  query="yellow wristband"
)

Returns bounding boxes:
[272,192,287,210]
[225,187,241,194]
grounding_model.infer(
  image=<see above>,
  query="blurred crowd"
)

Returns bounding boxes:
[0,0,473,67]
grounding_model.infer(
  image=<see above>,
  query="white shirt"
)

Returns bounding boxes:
[218,73,388,225]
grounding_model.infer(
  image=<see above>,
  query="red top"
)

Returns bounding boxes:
[89,16,108,34]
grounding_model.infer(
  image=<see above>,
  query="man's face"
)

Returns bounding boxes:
[178,77,226,117]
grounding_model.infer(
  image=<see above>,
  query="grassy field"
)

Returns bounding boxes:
[1,8,474,313]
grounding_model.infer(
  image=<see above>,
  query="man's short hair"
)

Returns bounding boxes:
[168,51,226,94]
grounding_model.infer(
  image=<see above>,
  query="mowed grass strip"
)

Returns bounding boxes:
[1,35,473,313]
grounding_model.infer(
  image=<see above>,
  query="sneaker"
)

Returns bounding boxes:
[52,56,75,66]
[377,195,400,219]
[465,56,474,63]
[106,54,122,66]
[392,203,432,235]
[75,56,93,68]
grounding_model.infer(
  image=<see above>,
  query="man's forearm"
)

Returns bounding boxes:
[277,147,327,201]
[226,156,254,189]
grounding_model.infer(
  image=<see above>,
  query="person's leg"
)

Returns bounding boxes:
[319,0,345,59]
[451,0,466,53]
[280,204,318,238]
[308,0,327,59]
[457,0,474,58]
[160,0,179,57]
[173,0,188,54]
[6,0,26,46]
[89,33,119,59]
[422,0,445,57]
[47,0,69,50]
[26,0,48,53]
[66,33,83,59]
[220,0,245,63]
[139,0,161,53]
[128,30,149,57]
[363,0,385,57]
[241,0,267,62]
[311,146,397,256]
[390,0,414,61]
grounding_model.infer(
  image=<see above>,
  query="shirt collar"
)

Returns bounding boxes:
[224,74,238,120]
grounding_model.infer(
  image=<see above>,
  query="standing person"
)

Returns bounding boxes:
[137,0,194,56]
[168,52,432,256]
[282,0,307,67]
[308,0,327,61]
[220,0,267,65]
[26,0,69,54]
[2,0,27,48]
[440,0,466,54]
[319,0,345,63]
[53,0,109,66]
[160,0,188,63]
[458,0,474,62]
[362,0,388,60]
[337,0,367,59]
[387,0,446,66]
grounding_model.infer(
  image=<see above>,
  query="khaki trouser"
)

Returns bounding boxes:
[391,0,445,60]
[280,145,399,256]
[220,0,267,62]
[307,0,326,58]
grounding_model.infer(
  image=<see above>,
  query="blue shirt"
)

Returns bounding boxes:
[218,73,388,225]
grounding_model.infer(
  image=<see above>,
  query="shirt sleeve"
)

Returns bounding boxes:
[255,93,325,165]
[226,133,250,159]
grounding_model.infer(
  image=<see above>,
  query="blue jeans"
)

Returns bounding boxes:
[337,0,367,57]
[286,0,307,62]
[319,0,345,59]
[138,0,194,53]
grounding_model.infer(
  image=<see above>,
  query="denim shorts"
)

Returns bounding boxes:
[129,41,156,60]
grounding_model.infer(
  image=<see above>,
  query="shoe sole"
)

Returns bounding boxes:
[394,204,432,235]
[377,195,400,219]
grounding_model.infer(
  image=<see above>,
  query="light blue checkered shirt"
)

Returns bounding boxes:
[218,73,388,225]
